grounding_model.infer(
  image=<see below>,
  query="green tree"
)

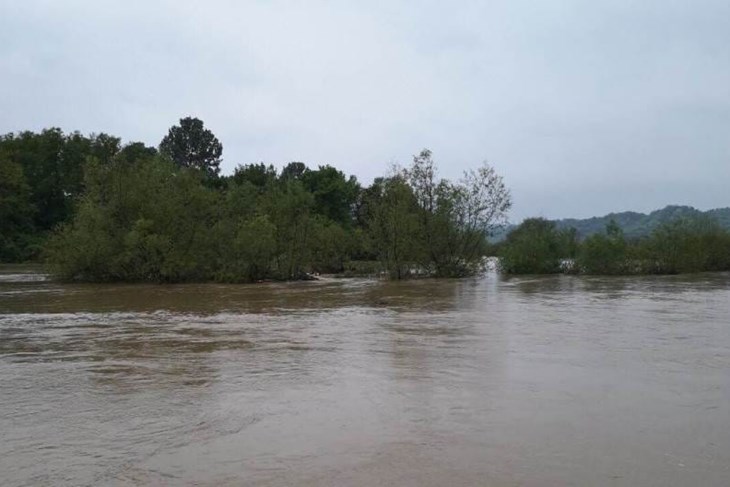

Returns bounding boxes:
[1,129,68,231]
[231,163,278,189]
[364,173,422,279]
[638,216,730,274]
[118,142,158,164]
[46,156,219,282]
[577,220,629,274]
[309,216,351,273]
[407,149,511,276]
[159,117,223,177]
[499,218,573,274]
[0,128,124,241]
[214,215,277,282]
[302,165,360,226]
[0,155,37,261]
[263,179,315,279]
[280,161,308,181]
[62,132,121,199]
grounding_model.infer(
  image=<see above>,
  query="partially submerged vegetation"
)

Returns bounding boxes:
[496,216,730,275]
[1,118,511,282]
[3,117,729,281]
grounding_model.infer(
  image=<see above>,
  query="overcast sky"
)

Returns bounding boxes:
[1,0,728,220]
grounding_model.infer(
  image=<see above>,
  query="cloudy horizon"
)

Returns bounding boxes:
[2,0,729,221]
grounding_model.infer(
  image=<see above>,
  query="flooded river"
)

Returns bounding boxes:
[1,266,729,486]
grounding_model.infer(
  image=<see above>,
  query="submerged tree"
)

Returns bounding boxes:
[638,216,730,274]
[262,178,316,279]
[159,117,222,177]
[577,220,629,274]
[499,218,575,274]
[0,154,37,261]
[46,154,220,282]
[37,130,516,281]
[407,149,512,276]
[364,172,423,279]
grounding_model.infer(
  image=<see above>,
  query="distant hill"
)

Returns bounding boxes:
[555,205,730,239]
[491,206,730,241]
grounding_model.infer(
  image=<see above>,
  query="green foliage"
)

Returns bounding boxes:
[280,161,307,181]
[357,150,512,279]
[302,165,360,227]
[8,122,729,280]
[362,174,423,279]
[230,163,277,189]
[0,128,134,243]
[46,157,219,281]
[576,220,630,274]
[159,117,223,177]
[6,124,516,280]
[214,215,277,282]
[118,142,158,164]
[499,218,576,274]
[1,129,73,231]
[0,154,38,261]
[433,164,511,276]
[404,150,512,277]
[40,139,368,282]
[502,215,730,276]
[636,217,730,274]
[263,179,316,279]
[309,216,352,273]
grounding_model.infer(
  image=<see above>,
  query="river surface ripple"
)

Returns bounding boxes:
[1,266,729,486]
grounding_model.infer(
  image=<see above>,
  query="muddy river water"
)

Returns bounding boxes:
[1,266,729,486]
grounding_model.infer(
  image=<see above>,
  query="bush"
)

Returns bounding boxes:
[576,221,630,274]
[499,218,575,274]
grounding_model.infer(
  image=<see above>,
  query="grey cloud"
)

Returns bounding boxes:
[1,0,728,220]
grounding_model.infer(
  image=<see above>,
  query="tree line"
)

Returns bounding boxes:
[497,217,730,275]
[3,117,728,281]
[1,117,511,282]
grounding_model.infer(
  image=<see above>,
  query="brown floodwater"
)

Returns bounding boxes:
[1,265,729,486]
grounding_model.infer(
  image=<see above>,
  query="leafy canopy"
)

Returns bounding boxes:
[159,117,222,177]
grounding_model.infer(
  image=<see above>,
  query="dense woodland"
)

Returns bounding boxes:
[2,117,729,281]
[497,217,730,275]
[0,118,511,281]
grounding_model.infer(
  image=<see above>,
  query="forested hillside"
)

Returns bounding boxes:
[554,206,730,239]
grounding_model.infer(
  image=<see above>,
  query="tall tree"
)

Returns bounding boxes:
[159,117,222,177]
[0,154,36,261]
[302,165,360,226]
[262,179,315,279]
[364,172,423,279]
[280,161,308,181]
[118,142,157,164]
[231,163,278,189]
[407,149,512,276]
[1,129,69,231]
[0,129,127,240]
